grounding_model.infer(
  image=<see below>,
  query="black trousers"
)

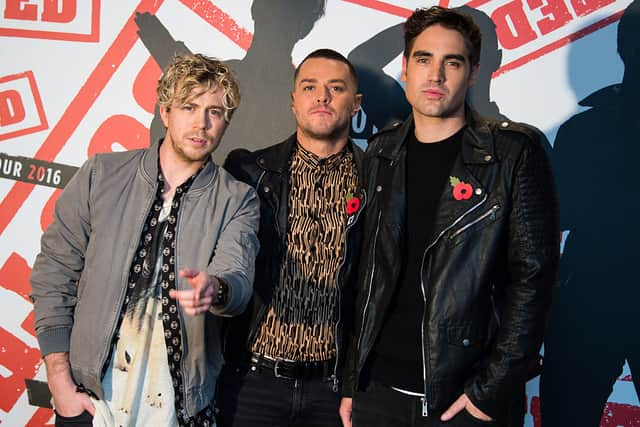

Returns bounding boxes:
[352,381,501,427]
[215,365,342,427]
[54,410,93,427]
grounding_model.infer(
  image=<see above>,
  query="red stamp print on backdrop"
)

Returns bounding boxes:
[0,0,100,42]
[0,0,164,236]
[0,71,48,141]
[0,0,255,237]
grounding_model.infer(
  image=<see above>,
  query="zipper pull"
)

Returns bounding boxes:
[332,375,339,393]
[421,396,429,417]
[491,204,500,221]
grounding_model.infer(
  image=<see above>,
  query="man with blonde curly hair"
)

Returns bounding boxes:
[30,53,260,426]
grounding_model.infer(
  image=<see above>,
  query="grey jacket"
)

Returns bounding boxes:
[30,143,260,417]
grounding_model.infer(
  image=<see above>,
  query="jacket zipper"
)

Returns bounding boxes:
[449,204,500,239]
[417,193,488,414]
[490,284,501,326]
[356,211,382,352]
[258,170,283,240]
[332,228,347,392]
[331,191,366,392]
[419,255,432,417]
[177,193,196,419]
[247,170,281,346]
[97,183,158,390]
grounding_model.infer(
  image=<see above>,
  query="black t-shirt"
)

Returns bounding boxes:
[367,126,463,392]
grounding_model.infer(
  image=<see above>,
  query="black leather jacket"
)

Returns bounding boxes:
[345,109,559,420]
[223,134,365,387]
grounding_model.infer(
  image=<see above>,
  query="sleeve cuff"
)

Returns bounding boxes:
[37,326,72,357]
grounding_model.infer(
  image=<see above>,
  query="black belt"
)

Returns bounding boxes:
[249,353,335,380]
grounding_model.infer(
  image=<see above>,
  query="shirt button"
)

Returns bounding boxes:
[376,185,383,192]
[484,155,492,162]
[501,121,509,128]
[263,186,270,193]
[475,188,482,195]
[462,338,471,347]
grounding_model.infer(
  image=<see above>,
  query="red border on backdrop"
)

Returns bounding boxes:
[179,0,253,50]
[0,71,48,141]
[342,0,625,77]
[0,0,101,42]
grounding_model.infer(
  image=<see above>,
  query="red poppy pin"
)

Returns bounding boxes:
[345,193,361,215]
[450,176,473,201]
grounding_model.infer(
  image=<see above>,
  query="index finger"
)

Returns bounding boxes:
[179,268,200,279]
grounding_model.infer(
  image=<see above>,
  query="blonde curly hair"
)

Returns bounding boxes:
[157,53,240,122]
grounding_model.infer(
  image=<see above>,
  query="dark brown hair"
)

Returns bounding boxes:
[404,6,482,66]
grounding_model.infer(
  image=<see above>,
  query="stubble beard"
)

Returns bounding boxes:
[172,137,217,163]
[415,96,465,120]
[300,116,350,142]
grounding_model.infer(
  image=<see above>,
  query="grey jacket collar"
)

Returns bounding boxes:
[141,140,219,192]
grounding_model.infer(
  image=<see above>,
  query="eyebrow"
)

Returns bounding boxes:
[297,78,348,85]
[412,50,467,63]
[180,100,224,110]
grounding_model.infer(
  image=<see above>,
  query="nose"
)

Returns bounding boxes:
[194,110,208,129]
[427,61,444,84]
[316,86,330,104]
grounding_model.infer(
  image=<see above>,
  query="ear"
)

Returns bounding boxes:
[159,105,170,128]
[290,91,296,113]
[352,93,363,116]
[401,55,408,82]
[468,63,480,87]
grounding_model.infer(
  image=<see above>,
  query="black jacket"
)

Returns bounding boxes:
[345,109,559,420]
[223,134,366,386]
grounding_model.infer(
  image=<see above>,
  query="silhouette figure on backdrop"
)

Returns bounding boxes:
[458,6,507,122]
[460,7,546,426]
[348,22,410,140]
[460,5,553,161]
[135,0,327,162]
[540,2,640,425]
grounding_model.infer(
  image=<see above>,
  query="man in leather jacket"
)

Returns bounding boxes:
[218,49,365,427]
[339,7,559,427]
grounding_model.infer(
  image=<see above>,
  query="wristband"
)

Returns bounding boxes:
[212,278,229,307]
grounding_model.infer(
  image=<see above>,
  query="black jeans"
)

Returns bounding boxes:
[215,365,342,427]
[352,381,500,427]
[54,410,93,427]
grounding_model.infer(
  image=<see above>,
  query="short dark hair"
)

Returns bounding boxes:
[404,6,482,66]
[293,48,359,88]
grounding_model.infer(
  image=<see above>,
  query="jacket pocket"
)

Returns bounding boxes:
[432,323,488,383]
[446,323,486,348]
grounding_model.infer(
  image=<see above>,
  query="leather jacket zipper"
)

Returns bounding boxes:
[449,204,500,239]
[247,170,280,346]
[332,229,347,392]
[357,211,382,352]
[331,190,366,392]
[417,193,488,413]
[490,284,501,326]
[419,254,431,417]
